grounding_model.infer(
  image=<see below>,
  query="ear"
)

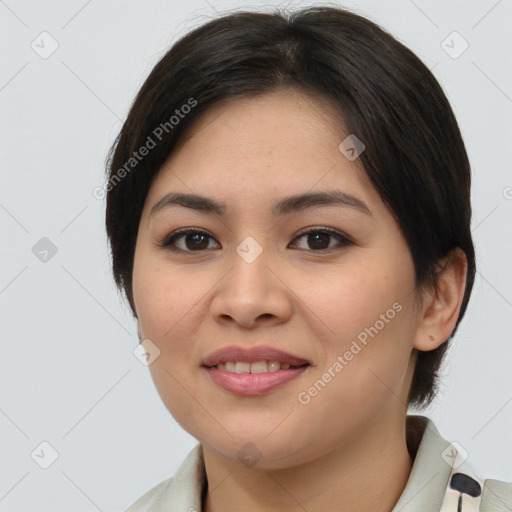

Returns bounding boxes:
[413,248,468,351]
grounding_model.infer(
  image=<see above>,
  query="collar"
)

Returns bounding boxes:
[393,415,455,511]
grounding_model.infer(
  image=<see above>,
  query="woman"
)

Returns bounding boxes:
[104,6,512,512]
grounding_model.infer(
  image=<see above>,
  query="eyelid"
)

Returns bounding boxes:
[159,226,354,252]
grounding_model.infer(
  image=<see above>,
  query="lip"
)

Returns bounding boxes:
[204,366,309,396]
[201,345,310,367]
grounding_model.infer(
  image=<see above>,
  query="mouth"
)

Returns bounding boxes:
[201,345,311,396]
[204,361,310,373]
[201,344,311,370]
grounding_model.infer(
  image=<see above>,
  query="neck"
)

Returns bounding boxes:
[202,415,414,512]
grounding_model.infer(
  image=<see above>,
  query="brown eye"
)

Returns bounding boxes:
[290,228,353,251]
[160,227,353,253]
[161,228,218,252]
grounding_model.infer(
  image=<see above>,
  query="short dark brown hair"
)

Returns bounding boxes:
[105,6,476,410]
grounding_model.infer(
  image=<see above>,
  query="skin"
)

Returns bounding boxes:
[132,88,468,512]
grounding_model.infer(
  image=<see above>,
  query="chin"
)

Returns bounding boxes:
[202,429,311,470]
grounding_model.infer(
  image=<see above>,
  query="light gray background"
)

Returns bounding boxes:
[1,0,511,510]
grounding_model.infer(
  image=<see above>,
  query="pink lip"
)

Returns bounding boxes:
[201,345,310,367]
[204,366,309,396]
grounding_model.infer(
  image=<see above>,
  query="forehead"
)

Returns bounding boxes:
[145,89,379,213]
[174,89,347,160]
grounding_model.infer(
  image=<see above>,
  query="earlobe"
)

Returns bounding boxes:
[413,248,468,352]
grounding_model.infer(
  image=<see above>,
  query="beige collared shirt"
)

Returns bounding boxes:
[125,415,511,511]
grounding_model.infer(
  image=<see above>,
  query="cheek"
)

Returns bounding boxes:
[306,260,415,396]
[306,262,396,340]
[133,261,210,388]
[133,260,195,339]
[133,264,202,425]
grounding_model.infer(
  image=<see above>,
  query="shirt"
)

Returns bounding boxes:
[124,415,512,511]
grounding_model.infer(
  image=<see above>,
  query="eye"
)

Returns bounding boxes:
[159,227,353,253]
[160,228,218,252]
[290,227,354,251]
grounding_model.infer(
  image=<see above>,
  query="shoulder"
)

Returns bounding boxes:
[124,477,174,512]
[123,443,205,511]
[481,478,512,511]
[405,416,511,511]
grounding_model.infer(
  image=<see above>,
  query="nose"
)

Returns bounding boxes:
[209,241,293,329]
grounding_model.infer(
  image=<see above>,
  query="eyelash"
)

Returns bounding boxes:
[159,227,354,253]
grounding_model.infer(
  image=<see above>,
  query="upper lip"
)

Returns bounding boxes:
[202,345,311,367]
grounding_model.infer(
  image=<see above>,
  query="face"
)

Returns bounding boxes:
[132,89,424,469]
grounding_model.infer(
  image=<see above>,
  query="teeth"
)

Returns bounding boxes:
[215,360,293,373]
[235,362,251,374]
[245,361,266,373]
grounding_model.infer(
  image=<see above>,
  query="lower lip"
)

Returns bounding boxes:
[204,366,309,396]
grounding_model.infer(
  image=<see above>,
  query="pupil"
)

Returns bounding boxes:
[187,233,207,250]
[309,233,329,249]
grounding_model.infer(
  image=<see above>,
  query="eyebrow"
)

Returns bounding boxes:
[149,190,372,218]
